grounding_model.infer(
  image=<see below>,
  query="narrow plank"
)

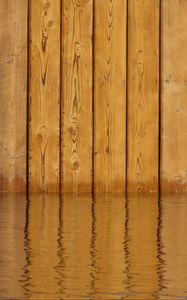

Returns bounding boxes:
[0,0,27,192]
[94,0,126,192]
[61,0,93,193]
[161,0,187,192]
[127,0,159,193]
[29,0,60,192]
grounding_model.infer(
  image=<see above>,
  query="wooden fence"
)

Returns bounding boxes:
[0,0,186,193]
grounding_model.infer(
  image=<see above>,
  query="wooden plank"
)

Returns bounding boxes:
[0,0,27,192]
[94,0,127,192]
[29,0,60,192]
[161,0,187,192]
[61,0,93,193]
[127,0,159,193]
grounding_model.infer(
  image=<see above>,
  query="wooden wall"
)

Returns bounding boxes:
[0,0,187,193]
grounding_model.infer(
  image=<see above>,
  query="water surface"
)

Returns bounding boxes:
[0,194,187,299]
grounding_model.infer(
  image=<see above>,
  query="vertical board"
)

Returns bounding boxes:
[127,0,160,193]
[161,0,187,192]
[29,0,60,192]
[61,0,93,193]
[94,0,127,192]
[0,0,27,192]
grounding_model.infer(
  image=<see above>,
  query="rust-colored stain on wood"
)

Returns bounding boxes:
[1,0,187,193]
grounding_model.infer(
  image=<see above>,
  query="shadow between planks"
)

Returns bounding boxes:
[0,0,187,193]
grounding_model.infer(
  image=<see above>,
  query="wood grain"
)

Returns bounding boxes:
[0,0,27,192]
[29,0,60,192]
[127,0,159,193]
[61,0,93,193]
[94,0,127,192]
[161,0,187,192]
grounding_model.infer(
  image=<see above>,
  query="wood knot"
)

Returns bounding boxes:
[36,126,48,148]
[72,161,80,171]
[44,1,50,9]
[68,125,76,136]
[75,0,89,6]
[48,20,54,28]
[68,125,78,142]
[75,42,81,57]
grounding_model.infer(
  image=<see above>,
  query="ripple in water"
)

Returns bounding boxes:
[0,193,187,300]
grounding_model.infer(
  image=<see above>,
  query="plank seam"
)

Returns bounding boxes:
[92,0,95,195]
[59,0,63,195]
[126,0,129,194]
[27,0,30,195]
[158,0,161,196]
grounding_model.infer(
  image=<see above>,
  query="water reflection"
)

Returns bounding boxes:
[1,193,187,299]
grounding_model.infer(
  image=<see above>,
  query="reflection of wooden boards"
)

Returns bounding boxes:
[94,195,125,295]
[29,0,60,192]
[127,194,159,297]
[127,0,159,193]
[94,0,127,192]
[0,195,26,298]
[0,0,27,192]
[61,0,93,193]
[62,195,92,298]
[161,0,187,192]
[161,195,187,294]
[27,195,60,298]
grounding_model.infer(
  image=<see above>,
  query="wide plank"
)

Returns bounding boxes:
[29,0,60,192]
[127,0,160,193]
[61,0,93,192]
[161,0,187,192]
[0,0,27,192]
[94,0,127,192]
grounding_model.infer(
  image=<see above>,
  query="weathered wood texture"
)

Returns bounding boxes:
[0,0,27,192]
[61,0,93,193]
[161,0,187,193]
[127,0,160,193]
[94,0,127,192]
[29,0,60,192]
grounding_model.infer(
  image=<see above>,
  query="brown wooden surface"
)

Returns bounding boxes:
[0,0,27,192]
[161,0,187,193]
[127,0,160,193]
[29,0,60,192]
[61,0,93,193]
[94,0,127,192]
[2,1,187,193]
